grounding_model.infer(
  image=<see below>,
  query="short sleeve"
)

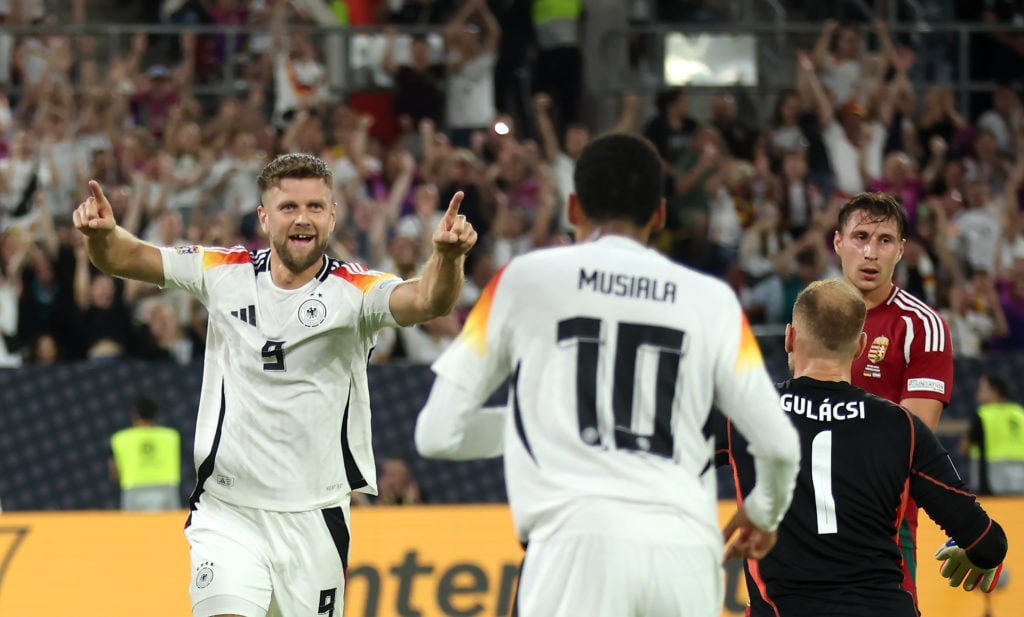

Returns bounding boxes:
[160,245,208,302]
[330,262,402,334]
[901,312,954,404]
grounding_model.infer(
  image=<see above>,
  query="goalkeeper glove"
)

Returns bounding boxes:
[935,539,1004,593]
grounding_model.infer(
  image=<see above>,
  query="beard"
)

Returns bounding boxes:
[273,233,328,274]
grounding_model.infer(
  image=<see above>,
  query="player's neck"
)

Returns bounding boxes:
[792,356,852,384]
[580,223,649,245]
[270,254,321,290]
[861,282,894,310]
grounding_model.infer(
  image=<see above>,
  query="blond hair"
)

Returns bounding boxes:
[792,279,866,357]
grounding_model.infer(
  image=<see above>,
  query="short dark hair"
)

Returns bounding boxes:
[573,134,663,227]
[793,279,866,357]
[257,153,333,193]
[134,396,159,421]
[837,192,908,240]
[984,375,1010,400]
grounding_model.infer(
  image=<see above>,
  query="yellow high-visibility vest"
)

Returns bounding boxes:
[532,0,581,24]
[969,402,1024,462]
[111,426,181,490]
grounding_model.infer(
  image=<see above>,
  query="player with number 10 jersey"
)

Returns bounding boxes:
[415,134,801,617]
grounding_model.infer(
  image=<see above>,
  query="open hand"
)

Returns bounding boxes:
[72,180,117,238]
[433,191,477,259]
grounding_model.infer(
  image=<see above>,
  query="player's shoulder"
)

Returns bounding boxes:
[325,258,398,291]
[885,286,951,354]
[886,286,948,325]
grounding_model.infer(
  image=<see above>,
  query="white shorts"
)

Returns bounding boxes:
[515,502,723,617]
[185,492,350,617]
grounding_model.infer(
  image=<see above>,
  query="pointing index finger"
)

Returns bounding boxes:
[446,190,464,218]
[89,180,106,203]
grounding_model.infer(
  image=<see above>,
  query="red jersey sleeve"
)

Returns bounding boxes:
[900,310,953,405]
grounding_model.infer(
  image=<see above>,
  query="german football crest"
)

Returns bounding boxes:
[298,298,327,327]
[868,336,890,364]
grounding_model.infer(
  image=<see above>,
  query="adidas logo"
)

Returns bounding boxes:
[231,305,257,327]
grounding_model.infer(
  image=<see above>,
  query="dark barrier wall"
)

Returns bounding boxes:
[0,349,1015,511]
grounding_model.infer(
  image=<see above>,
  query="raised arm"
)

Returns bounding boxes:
[812,19,838,69]
[476,0,502,53]
[381,27,399,75]
[388,191,477,325]
[532,93,561,163]
[609,93,641,135]
[72,181,164,286]
[798,50,833,128]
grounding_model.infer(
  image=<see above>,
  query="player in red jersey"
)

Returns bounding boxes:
[833,192,954,604]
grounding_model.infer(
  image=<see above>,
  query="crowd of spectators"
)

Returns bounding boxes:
[1,0,1024,369]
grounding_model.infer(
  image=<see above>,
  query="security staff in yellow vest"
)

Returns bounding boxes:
[966,375,1024,495]
[109,397,182,510]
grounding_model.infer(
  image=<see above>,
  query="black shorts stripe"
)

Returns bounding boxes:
[341,386,368,491]
[321,506,351,571]
[186,381,227,527]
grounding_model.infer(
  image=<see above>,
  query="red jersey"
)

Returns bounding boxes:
[851,285,953,406]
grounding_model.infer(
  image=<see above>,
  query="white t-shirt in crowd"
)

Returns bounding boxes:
[446,51,496,130]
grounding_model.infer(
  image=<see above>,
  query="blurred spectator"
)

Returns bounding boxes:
[942,280,1007,358]
[531,0,583,131]
[917,86,967,165]
[381,29,446,135]
[736,202,788,324]
[73,249,134,360]
[444,0,501,147]
[0,225,27,366]
[953,181,1002,277]
[778,149,825,238]
[376,454,425,505]
[270,0,327,126]
[966,128,1011,196]
[966,375,1024,496]
[710,94,757,161]
[976,82,1023,157]
[811,19,892,106]
[801,50,885,197]
[135,298,201,365]
[643,88,698,172]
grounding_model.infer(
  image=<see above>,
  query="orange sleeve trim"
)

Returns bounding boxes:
[911,470,976,498]
[201,248,251,270]
[963,518,993,553]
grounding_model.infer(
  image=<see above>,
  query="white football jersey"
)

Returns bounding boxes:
[431,235,792,543]
[161,246,400,512]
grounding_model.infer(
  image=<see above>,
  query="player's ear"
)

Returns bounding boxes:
[257,204,268,233]
[784,323,795,353]
[648,198,667,233]
[855,331,868,359]
[567,193,583,226]
[833,229,842,252]
[896,238,906,263]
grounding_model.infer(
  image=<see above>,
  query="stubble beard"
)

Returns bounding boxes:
[273,235,328,274]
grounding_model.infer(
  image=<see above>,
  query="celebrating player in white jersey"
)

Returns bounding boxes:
[414,134,801,617]
[72,153,476,617]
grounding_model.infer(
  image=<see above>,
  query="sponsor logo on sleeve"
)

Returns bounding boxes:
[176,245,201,255]
[907,377,946,394]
